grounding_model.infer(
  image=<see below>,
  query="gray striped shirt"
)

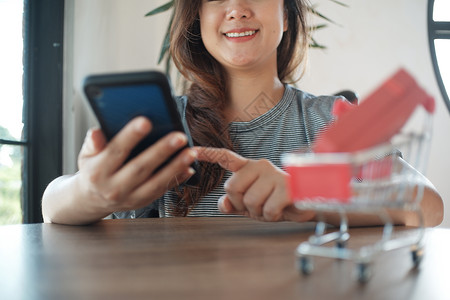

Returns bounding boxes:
[113,85,336,219]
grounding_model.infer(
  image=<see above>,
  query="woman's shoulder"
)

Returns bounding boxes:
[287,85,338,116]
[288,85,337,105]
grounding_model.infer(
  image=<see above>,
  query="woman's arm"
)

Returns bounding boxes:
[318,158,443,227]
[195,147,443,227]
[42,173,108,225]
[42,117,197,225]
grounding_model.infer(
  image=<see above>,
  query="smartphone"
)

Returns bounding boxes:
[83,70,199,186]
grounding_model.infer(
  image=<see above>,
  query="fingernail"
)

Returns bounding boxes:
[183,149,197,164]
[171,133,187,147]
[218,195,226,212]
[187,167,196,175]
[84,130,92,143]
[135,117,151,133]
[218,195,231,213]
[178,168,194,183]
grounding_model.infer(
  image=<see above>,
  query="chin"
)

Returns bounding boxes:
[226,56,257,68]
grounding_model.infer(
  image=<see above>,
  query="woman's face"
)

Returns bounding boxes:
[199,0,287,74]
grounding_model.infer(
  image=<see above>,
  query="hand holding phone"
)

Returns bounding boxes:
[83,70,199,186]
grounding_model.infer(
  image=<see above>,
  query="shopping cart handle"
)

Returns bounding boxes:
[314,68,435,153]
[332,98,357,117]
[423,94,436,114]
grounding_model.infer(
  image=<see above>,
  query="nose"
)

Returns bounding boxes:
[226,1,252,20]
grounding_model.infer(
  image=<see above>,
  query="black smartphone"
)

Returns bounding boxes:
[83,70,198,186]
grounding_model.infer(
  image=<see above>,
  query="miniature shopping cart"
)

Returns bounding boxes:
[282,71,436,283]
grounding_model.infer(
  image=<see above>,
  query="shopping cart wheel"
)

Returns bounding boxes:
[297,256,314,275]
[356,262,372,283]
[336,232,349,251]
[336,239,347,249]
[411,246,424,268]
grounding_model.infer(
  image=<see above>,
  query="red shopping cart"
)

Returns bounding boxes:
[282,69,435,282]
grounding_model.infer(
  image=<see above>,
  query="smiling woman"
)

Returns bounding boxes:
[198,0,287,70]
[40,0,444,227]
[145,0,348,76]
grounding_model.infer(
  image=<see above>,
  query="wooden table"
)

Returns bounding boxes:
[0,217,449,300]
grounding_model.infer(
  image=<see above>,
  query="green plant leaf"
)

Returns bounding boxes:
[327,0,349,7]
[145,1,174,17]
[158,36,170,65]
[165,55,172,76]
[308,7,337,25]
[309,37,326,49]
[309,24,328,31]
[158,12,174,64]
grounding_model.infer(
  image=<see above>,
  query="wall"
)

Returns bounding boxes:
[63,0,170,172]
[299,0,450,227]
[65,0,450,227]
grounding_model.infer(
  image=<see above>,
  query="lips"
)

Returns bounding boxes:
[225,30,257,38]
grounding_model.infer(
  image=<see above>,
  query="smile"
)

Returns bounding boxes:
[225,30,257,38]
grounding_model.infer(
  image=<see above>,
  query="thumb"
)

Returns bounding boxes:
[80,128,107,158]
[218,195,246,215]
[282,205,316,223]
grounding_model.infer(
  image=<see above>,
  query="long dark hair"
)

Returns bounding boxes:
[169,0,310,216]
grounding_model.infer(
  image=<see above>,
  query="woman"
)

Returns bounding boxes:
[42,0,443,226]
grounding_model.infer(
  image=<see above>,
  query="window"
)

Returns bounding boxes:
[428,0,450,114]
[0,0,25,225]
[0,0,64,224]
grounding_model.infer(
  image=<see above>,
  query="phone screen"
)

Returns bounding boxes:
[94,83,173,137]
[91,83,178,160]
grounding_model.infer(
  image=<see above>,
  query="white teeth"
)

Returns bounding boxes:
[225,30,256,38]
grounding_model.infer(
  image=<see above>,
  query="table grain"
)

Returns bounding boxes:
[0,217,449,300]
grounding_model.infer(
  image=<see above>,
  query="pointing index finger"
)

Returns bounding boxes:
[194,147,248,172]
